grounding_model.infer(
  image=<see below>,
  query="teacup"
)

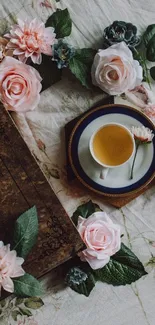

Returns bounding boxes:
[89,123,135,179]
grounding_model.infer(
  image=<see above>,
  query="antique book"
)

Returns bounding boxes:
[0,103,84,278]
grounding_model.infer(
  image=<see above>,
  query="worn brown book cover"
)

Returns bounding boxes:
[0,103,84,278]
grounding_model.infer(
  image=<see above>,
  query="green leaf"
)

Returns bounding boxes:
[150,66,155,80]
[72,200,101,226]
[146,41,155,61]
[94,243,147,286]
[13,273,44,297]
[13,206,38,259]
[143,24,155,47]
[65,266,96,297]
[15,297,25,306]
[19,307,32,316]
[24,297,44,309]
[71,200,101,226]
[11,310,22,321]
[143,25,155,61]
[69,48,96,88]
[45,9,72,38]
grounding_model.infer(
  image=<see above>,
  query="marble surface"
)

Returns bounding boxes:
[0,0,155,324]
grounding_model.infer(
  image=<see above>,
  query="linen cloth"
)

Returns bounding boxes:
[0,1,155,324]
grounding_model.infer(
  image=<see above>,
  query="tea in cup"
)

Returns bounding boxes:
[89,123,135,179]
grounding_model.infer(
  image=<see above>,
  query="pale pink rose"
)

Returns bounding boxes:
[18,317,38,325]
[5,18,57,64]
[125,84,155,122]
[77,212,121,270]
[91,42,142,95]
[0,56,42,112]
[0,241,25,293]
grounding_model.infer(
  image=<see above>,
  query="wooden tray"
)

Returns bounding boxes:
[103,179,155,207]
[0,103,84,278]
[65,97,155,208]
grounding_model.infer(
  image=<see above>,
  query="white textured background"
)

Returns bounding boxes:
[0,1,155,324]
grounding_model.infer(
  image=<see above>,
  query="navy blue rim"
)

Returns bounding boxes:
[69,105,155,195]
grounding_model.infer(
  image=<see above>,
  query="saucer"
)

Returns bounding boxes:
[68,104,155,197]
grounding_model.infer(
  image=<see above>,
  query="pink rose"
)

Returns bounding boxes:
[0,56,42,112]
[0,241,25,293]
[91,42,142,95]
[77,212,121,270]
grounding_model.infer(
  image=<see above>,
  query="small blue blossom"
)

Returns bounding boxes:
[52,40,75,69]
[66,267,88,286]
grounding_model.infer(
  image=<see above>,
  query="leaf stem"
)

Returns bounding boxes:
[133,48,151,88]
[130,141,140,180]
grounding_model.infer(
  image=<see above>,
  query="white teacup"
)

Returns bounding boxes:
[89,123,135,179]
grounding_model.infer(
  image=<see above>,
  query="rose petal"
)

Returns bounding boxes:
[80,249,110,270]
[2,277,14,293]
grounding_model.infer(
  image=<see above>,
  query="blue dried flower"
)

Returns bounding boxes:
[103,21,140,48]
[53,40,75,69]
[66,267,88,286]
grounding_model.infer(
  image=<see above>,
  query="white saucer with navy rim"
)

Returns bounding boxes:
[68,104,155,197]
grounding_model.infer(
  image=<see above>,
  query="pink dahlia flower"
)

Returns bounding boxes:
[0,241,25,293]
[5,18,57,64]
